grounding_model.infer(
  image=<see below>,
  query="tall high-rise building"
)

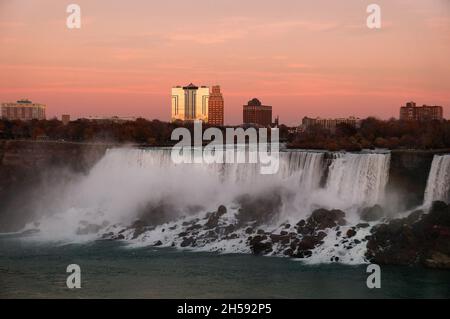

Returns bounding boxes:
[400,101,443,121]
[243,98,272,127]
[208,85,224,126]
[171,83,209,122]
[1,99,46,121]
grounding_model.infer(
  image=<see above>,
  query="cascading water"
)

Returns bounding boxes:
[26,147,393,264]
[322,153,390,214]
[424,155,450,205]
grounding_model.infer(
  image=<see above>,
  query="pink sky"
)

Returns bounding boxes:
[0,0,449,125]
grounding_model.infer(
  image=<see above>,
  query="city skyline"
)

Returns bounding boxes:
[1,0,450,125]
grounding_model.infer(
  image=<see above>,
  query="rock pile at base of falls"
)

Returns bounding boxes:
[248,208,348,258]
[366,201,450,269]
[99,200,450,269]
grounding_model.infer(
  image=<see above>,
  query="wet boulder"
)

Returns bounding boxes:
[346,228,357,238]
[204,205,227,229]
[130,219,155,239]
[180,236,195,247]
[297,208,346,235]
[249,235,273,255]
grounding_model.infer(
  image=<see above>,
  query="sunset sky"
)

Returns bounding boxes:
[0,0,449,125]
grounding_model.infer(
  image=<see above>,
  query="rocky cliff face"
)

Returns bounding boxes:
[366,201,450,269]
[386,150,449,209]
[0,140,112,231]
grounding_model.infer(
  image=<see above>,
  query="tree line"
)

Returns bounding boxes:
[289,118,450,150]
[0,117,449,150]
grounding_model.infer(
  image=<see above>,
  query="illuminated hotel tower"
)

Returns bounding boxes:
[171,83,209,122]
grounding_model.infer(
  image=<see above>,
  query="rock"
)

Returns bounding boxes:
[301,208,346,233]
[290,239,299,250]
[180,237,195,247]
[297,235,322,251]
[129,219,155,239]
[101,232,114,239]
[405,210,423,224]
[424,201,450,227]
[360,205,384,222]
[296,219,306,227]
[204,205,228,229]
[292,250,312,258]
[225,233,239,240]
[153,240,163,246]
[269,233,290,245]
[424,251,450,269]
[291,209,344,256]
[356,223,370,229]
[203,230,218,240]
[217,205,227,216]
[186,224,202,231]
[223,224,235,236]
[245,227,254,234]
[249,235,273,255]
[317,231,327,240]
[366,201,450,269]
[346,229,357,238]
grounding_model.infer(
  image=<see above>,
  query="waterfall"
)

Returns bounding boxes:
[28,148,392,238]
[424,155,450,205]
[324,153,390,209]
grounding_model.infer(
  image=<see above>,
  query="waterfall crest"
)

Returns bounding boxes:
[424,155,450,205]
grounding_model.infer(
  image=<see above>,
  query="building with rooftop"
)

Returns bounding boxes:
[1,99,46,121]
[400,101,443,121]
[242,98,272,127]
[208,85,224,126]
[171,83,210,122]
